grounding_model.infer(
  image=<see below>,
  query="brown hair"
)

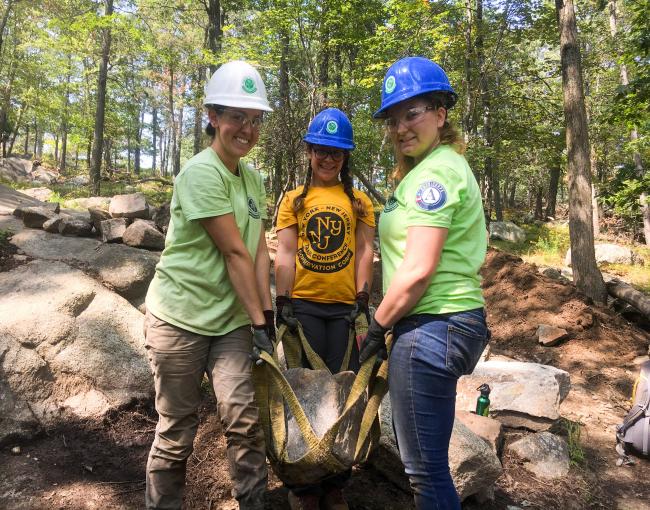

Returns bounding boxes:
[391,92,465,183]
[204,105,225,138]
[293,146,367,218]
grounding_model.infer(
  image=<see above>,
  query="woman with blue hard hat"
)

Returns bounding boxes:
[358,56,490,509]
[144,61,274,510]
[274,107,376,510]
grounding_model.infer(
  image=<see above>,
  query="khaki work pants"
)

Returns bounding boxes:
[144,311,267,510]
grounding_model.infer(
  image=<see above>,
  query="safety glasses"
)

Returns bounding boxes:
[312,147,346,162]
[384,106,436,132]
[220,108,264,130]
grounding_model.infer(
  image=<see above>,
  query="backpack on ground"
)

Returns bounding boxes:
[616,359,650,464]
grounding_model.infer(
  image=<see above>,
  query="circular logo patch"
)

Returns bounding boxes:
[326,120,338,134]
[415,181,447,211]
[306,211,345,254]
[242,77,257,94]
[385,76,396,94]
[383,195,398,213]
[247,197,260,219]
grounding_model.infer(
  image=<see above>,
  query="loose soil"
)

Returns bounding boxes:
[2,248,650,509]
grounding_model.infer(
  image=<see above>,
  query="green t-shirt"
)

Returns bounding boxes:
[379,145,486,315]
[145,147,267,336]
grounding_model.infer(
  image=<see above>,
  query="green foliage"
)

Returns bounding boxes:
[561,418,586,467]
[601,167,650,229]
[0,229,14,243]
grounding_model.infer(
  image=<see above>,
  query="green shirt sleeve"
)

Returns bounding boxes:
[404,163,463,229]
[176,163,233,221]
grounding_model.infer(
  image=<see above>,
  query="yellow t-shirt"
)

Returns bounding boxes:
[276,184,375,304]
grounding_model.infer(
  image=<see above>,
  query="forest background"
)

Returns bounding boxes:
[0,0,648,299]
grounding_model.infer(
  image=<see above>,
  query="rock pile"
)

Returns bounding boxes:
[13,192,169,251]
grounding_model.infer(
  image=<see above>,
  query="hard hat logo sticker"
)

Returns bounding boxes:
[325,121,338,134]
[385,76,396,94]
[242,77,257,94]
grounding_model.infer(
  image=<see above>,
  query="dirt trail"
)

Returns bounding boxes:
[1,247,649,509]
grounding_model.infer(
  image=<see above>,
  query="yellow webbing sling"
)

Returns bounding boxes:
[252,316,391,485]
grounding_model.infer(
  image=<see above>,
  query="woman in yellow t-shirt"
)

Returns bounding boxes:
[274,107,375,510]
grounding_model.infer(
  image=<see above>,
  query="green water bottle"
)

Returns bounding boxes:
[475,383,491,417]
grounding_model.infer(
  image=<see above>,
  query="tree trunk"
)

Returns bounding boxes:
[60,60,71,174]
[90,0,114,195]
[135,100,144,175]
[174,100,183,176]
[352,169,386,205]
[607,279,650,319]
[7,101,25,156]
[508,180,516,207]
[274,26,291,204]
[556,0,606,303]
[152,107,158,175]
[23,122,28,155]
[546,165,560,218]
[535,187,544,221]
[0,0,14,61]
[205,0,222,74]
[168,68,180,176]
[54,134,59,164]
[193,67,204,155]
[462,0,473,142]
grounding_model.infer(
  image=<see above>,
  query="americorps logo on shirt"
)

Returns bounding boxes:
[247,197,260,219]
[415,181,447,211]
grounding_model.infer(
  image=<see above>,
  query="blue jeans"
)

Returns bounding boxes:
[388,308,490,510]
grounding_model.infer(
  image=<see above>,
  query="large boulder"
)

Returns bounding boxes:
[18,205,60,228]
[10,229,160,303]
[0,157,32,182]
[0,260,153,443]
[58,217,94,237]
[151,201,171,233]
[17,187,54,202]
[63,196,110,211]
[489,221,526,244]
[123,219,166,250]
[456,360,571,431]
[507,432,570,480]
[109,192,149,219]
[100,218,129,243]
[368,394,502,501]
[565,243,641,266]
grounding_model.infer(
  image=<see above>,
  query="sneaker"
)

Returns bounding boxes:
[321,487,349,510]
[287,490,321,510]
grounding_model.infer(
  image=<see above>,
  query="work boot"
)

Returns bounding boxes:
[287,490,320,510]
[321,487,349,510]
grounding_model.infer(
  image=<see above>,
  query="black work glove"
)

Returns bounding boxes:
[252,325,274,365]
[275,295,299,332]
[358,317,389,364]
[263,309,276,343]
[349,291,370,322]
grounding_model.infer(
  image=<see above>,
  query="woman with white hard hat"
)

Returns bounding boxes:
[274,107,375,510]
[358,56,490,509]
[144,60,274,510]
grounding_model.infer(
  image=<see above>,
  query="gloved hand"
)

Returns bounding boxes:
[275,295,299,331]
[349,291,370,322]
[263,309,276,343]
[252,325,274,365]
[358,317,389,364]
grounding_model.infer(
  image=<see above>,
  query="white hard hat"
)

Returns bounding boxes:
[203,60,273,112]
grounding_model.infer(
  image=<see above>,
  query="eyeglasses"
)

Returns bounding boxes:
[220,108,264,130]
[312,147,346,162]
[384,106,436,132]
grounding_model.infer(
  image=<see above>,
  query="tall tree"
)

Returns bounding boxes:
[556,0,607,303]
[90,0,114,194]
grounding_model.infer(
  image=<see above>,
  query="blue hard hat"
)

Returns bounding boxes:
[303,108,355,150]
[373,57,457,118]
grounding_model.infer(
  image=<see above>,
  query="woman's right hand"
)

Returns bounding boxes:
[275,295,299,331]
[358,317,389,363]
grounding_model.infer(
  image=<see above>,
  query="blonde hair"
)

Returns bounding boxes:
[391,93,466,183]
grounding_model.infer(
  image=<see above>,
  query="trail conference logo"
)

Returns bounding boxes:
[385,75,396,94]
[415,181,447,211]
[242,77,257,94]
[297,206,353,273]
[326,120,338,134]
[247,197,260,219]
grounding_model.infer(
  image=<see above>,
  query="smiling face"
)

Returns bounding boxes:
[385,96,446,165]
[308,145,347,186]
[208,107,263,173]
